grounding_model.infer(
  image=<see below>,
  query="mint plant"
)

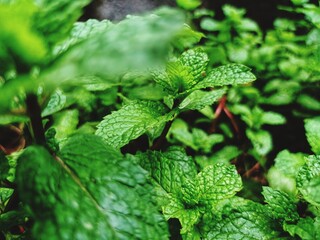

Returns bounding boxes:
[1,0,320,239]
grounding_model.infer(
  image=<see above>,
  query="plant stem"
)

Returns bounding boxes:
[151,120,173,150]
[26,93,46,146]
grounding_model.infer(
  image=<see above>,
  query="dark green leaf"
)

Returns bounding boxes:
[16,134,168,239]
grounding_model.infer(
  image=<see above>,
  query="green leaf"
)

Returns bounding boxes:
[163,195,202,234]
[172,24,204,50]
[138,146,197,195]
[96,101,170,149]
[45,8,185,83]
[299,177,320,207]
[261,112,286,125]
[33,0,91,47]
[51,109,79,142]
[179,89,226,111]
[16,134,169,239]
[297,94,320,111]
[267,150,305,194]
[273,150,306,177]
[206,199,282,240]
[0,0,47,65]
[179,48,209,83]
[169,119,224,153]
[284,217,320,240]
[41,89,67,117]
[296,155,320,206]
[246,129,272,156]
[195,146,242,169]
[262,187,299,222]
[305,117,320,154]
[197,164,242,202]
[196,64,256,88]
[176,0,201,10]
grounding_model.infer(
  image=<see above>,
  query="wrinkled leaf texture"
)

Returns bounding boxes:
[16,134,168,239]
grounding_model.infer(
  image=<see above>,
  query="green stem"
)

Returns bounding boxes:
[26,93,46,146]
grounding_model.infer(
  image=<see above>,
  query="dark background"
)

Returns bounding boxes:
[83,0,319,30]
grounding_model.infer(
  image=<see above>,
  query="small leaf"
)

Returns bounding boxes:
[262,187,299,222]
[41,89,67,117]
[196,64,256,88]
[179,48,209,83]
[176,0,201,10]
[261,111,286,125]
[305,117,320,154]
[179,89,226,111]
[246,129,272,156]
[96,101,170,149]
[197,164,242,202]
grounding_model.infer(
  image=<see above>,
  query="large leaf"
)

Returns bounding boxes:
[196,64,256,88]
[96,101,170,149]
[206,198,282,240]
[16,134,168,239]
[197,164,242,202]
[138,146,197,195]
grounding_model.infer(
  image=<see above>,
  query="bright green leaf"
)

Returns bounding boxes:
[0,0,47,65]
[96,101,170,149]
[197,164,242,202]
[261,111,286,125]
[179,48,209,83]
[246,129,272,156]
[196,64,256,88]
[305,117,320,154]
[262,187,299,222]
[176,0,201,10]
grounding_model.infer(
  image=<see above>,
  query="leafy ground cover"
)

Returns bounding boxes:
[0,0,320,239]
